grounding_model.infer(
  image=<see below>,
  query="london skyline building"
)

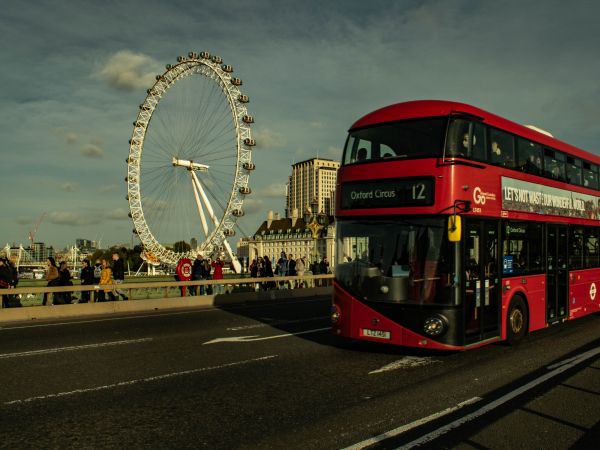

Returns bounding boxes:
[286,158,340,218]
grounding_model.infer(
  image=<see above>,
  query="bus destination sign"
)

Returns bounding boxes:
[341,177,434,209]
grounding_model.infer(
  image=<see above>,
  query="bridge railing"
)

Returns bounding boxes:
[0,274,335,308]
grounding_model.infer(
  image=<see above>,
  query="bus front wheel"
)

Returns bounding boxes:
[506,295,528,345]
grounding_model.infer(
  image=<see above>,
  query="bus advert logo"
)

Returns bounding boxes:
[473,187,496,205]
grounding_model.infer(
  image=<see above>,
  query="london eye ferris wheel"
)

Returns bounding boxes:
[126,51,255,272]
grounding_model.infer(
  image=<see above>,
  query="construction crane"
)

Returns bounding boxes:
[28,213,46,247]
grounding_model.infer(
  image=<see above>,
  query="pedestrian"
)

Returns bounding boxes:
[211,256,225,295]
[295,256,306,287]
[43,256,59,305]
[79,259,95,303]
[57,261,74,304]
[0,258,15,308]
[98,258,116,302]
[111,252,128,300]
[319,256,330,286]
[261,255,275,290]
[201,257,212,294]
[287,254,296,289]
[93,259,102,302]
[189,254,203,296]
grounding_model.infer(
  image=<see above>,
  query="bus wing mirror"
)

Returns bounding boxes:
[448,215,462,242]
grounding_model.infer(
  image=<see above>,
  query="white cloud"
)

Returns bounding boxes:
[256,183,286,198]
[96,50,161,91]
[252,127,286,150]
[106,208,128,220]
[81,143,104,158]
[61,182,77,192]
[99,185,119,193]
[46,211,98,226]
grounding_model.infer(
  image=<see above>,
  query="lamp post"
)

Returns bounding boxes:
[304,198,329,274]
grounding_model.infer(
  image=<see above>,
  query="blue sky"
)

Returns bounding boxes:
[2,0,600,250]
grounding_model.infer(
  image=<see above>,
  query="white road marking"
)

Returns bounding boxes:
[342,397,482,450]
[3,355,278,405]
[0,338,153,359]
[346,346,600,449]
[369,356,440,374]
[345,346,600,450]
[226,316,330,331]
[203,327,330,345]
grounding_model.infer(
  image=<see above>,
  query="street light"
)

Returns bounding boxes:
[304,198,329,272]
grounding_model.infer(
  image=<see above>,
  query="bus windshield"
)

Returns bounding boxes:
[335,218,456,305]
[342,118,447,165]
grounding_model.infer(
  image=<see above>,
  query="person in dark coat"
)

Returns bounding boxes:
[0,258,15,308]
[189,254,203,296]
[79,259,95,303]
[111,252,128,300]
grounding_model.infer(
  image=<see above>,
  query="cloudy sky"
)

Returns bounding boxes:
[2,0,600,251]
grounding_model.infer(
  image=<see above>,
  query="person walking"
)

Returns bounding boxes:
[92,259,102,302]
[201,257,212,294]
[57,261,74,304]
[98,258,116,302]
[43,256,60,305]
[295,256,306,288]
[211,257,225,295]
[189,254,203,296]
[111,252,128,300]
[79,259,95,303]
[0,258,15,308]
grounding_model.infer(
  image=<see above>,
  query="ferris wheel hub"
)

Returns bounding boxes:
[172,157,209,172]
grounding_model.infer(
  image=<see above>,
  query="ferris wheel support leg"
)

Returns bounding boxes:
[223,240,242,274]
[195,176,221,228]
[190,172,210,238]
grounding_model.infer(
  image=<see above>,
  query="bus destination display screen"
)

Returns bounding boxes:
[341,177,434,209]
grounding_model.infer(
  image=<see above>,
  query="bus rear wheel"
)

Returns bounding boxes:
[506,295,528,345]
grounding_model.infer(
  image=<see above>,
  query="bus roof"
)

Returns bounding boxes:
[350,100,600,165]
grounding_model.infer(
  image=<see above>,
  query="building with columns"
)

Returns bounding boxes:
[237,209,335,271]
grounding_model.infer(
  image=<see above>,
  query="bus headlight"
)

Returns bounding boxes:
[423,315,448,337]
[331,305,341,324]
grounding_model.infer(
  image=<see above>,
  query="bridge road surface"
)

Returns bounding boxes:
[0,296,598,449]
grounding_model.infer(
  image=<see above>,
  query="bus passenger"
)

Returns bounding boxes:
[357,147,367,161]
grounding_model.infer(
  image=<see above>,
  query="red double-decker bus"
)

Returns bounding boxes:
[332,100,600,350]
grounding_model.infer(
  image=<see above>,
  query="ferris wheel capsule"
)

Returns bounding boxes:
[211,55,223,64]
[242,162,256,170]
[223,229,235,237]
[242,115,254,124]
[238,94,249,103]
[239,186,251,194]
[222,65,233,73]
[243,138,256,146]
[231,78,243,86]
[232,209,244,217]
[200,51,211,59]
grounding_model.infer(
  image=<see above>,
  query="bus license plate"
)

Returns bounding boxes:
[362,328,391,340]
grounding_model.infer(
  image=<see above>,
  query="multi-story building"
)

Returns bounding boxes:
[242,210,335,270]
[286,158,340,217]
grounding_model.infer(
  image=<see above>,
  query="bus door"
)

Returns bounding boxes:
[464,220,501,343]
[546,225,569,323]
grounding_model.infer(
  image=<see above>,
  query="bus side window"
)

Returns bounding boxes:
[582,162,599,189]
[544,148,566,181]
[517,138,543,175]
[566,156,583,186]
[445,118,470,157]
[489,128,515,168]
[471,123,486,161]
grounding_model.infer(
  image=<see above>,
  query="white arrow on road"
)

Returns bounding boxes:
[203,327,330,345]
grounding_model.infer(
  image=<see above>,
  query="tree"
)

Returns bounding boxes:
[173,241,191,253]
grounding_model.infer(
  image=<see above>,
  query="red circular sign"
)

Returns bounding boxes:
[176,258,193,281]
